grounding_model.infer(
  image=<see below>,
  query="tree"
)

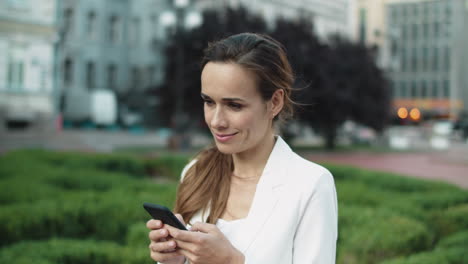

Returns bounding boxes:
[272,19,391,149]
[157,7,391,149]
[156,7,267,128]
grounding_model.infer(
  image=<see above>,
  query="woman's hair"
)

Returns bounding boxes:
[174,32,295,224]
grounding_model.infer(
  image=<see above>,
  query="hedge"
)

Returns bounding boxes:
[0,238,152,264]
[337,205,433,264]
[1,149,467,264]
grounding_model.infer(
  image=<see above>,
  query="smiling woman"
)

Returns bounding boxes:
[146,33,338,264]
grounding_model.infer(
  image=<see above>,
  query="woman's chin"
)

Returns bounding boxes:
[215,143,238,155]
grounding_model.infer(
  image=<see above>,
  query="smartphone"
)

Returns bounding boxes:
[143,202,187,230]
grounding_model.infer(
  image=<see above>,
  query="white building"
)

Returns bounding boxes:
[0,0,57,126]
[197,0,355,39]
[58,0,170,125]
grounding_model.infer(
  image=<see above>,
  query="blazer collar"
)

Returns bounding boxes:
[228,135,293,253]
[259,135,292,188]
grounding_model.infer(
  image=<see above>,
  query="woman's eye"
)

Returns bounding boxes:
[228,103,243,110]
[204,100,214,106]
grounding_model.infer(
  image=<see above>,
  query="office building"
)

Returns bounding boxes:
[386,0,468,118]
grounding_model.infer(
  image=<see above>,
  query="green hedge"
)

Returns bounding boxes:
[1,150,467,264]
[380,247,468,264]
[337,205,433,264]
[0,238,152,264]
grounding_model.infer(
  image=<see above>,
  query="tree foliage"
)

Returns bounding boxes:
[157,7,391,149]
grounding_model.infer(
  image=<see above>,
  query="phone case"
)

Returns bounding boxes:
[143,202,187,230]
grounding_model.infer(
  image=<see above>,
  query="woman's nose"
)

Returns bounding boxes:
[211,107,228,129]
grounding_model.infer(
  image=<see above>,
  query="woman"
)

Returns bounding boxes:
[147,33,338,264]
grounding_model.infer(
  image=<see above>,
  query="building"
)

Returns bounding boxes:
[58,0,170,124]
[352,0,390,68]
[385,0,468,119]
[197,0,355,39]
[0,0,57,128]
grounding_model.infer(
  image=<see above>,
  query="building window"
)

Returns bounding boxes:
[64,8,74,41]
[412,24,418,40]
[434,22,440,37]
[7,59,24,91]
[411,47,418,72]
[107,64,117,90]
[109,15,120,43]
[433,47,438,71]
[423,23,429,39]
[421,81,428,98]
[86,61,95,90]
[131,17,141,45]
[401,48,407,71]
[86,11,97,40]
[432,80,438,98]
[147,65,155,86]
[444,47,450,71]
[443,80,450,97]
[402,24,407,40]
[411,81,418,98]
[63,58,73,85]
[131,67,141,89]
[400,81,407,98]
[359,8,367,43]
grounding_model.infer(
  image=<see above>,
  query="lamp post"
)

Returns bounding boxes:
[160,0,202,149]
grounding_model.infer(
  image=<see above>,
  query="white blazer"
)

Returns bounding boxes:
[183,136,338,263]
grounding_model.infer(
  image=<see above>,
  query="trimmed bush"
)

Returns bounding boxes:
[380,247,468,264]
[431,204,468,238]
[145,153,190,181]
[437,230,468,249]
[338,205,433,264]
[1,150,468,264]
[0,238,152,264]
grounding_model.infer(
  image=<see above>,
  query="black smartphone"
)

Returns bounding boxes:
[143,202,187,230]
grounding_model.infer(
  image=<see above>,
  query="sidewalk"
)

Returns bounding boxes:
[307,145,468,189]
[0,129,167,154]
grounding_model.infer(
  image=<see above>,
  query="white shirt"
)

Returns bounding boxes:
[183,136,338,263]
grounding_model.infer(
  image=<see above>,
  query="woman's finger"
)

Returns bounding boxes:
[149,240,177,253]
[148,228,169,241]
[166,224,204,243]
[150,248,182,262]
[146,219,163,229]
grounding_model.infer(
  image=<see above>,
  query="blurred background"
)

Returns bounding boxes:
[1,0,468,185]
[1,0,468,263]
[0,0,467,152]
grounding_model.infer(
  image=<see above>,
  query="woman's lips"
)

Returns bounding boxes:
[214,132,238,143]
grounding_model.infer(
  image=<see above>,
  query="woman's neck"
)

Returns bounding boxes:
[231,133,276,181]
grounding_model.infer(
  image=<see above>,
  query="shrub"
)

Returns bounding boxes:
[126,222,150,248]
[145,153,190,181]
[338,205,433,264]
[0,238,152,264]
[437,231,468,249]
[380,247,468,264]
[431,204,468,238]
[0,187,177,247]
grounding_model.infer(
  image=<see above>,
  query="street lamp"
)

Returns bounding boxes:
[160,0,202,149]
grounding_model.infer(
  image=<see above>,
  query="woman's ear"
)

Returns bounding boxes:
[270,89,284,118]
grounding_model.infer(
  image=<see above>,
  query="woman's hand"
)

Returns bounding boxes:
[165,222,245,264]
[147,214,186,264]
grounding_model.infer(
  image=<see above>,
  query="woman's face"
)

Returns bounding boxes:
[201,62,274,155]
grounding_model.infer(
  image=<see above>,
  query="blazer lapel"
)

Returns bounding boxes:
[230,136,291,253]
